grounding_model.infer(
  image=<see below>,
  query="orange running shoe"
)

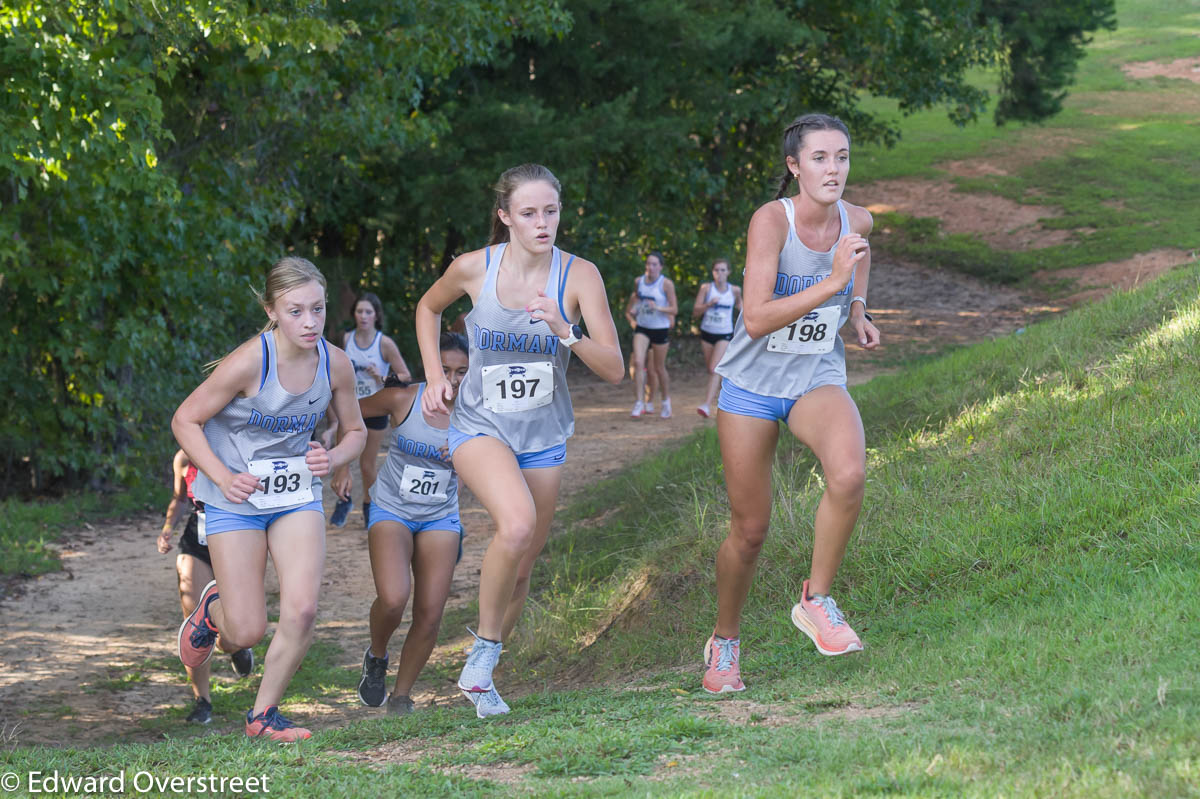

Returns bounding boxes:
[791,579,863,656]
[245,706,312,742]
[702,634,745,694]
[177,580,219,669]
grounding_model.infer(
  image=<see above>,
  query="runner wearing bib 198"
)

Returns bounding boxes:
[329,292,412,529]
[415,163,624,718]
[172,257,367,741]
[703,114,880,696]
[692,258,742,419]
[624,253,678,418]
[333,333,469,716]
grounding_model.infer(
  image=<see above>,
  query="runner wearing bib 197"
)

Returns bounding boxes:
[703,114,880,696]
[692,258,742,419]
[624,253,678,418]
[335,332,469,716]
[172,257,366,741]
[415,163,624,719]
[329,292,412,529]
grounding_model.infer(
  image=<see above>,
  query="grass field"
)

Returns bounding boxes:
[3,1,1199,796]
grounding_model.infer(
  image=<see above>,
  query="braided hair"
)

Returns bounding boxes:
[774,114,851,199]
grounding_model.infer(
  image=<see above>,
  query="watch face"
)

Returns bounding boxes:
[571,325,583,339]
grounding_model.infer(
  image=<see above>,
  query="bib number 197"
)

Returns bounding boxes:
[766,305,840,355]
[481,362,554,413]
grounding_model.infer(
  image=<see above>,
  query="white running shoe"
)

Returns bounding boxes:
[696,404,711,418]
[457,629,502,693]
[630,400,645,419]
[660,398,672,418]
[464,686,511,718]
[645,400,655,414]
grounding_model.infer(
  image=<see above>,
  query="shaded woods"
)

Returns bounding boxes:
[0,0,1114,494]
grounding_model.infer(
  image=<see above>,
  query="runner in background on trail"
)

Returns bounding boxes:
[172,257,366,741]
[337,332,470,716]
[415,163,623,718]
[328,293,412,529]
[704,114,880,695]
[692,257,742,419]
[157,448,255,725]
[625,252,677,419]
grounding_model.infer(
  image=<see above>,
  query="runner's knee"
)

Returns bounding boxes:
[825,462,866,501]
[221,617,267,650]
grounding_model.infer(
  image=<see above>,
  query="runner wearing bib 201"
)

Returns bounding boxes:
[703,115,880,697]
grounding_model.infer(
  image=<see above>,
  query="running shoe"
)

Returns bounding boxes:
[696,404,711,418]
[465,686,511,719]
[630,400,645,419]
[660,398,673,418]
[457,629,502,693]
[645,400,655,414]
[178,580,219,669]
[230,648,255,678]
[329,497,352,528]
[702,634,745,694]
[357,647,389,706]
[186,696,212,724]
[791,579,863,656]
[387,694,415,716]
[245,705,312,742]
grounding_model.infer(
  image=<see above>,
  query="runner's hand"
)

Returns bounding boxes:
[305,440,331,477]
[831,234,869,290]
[331,467,352,500]
[423,378,453,416]
[157,530,172,554]
[852,316,880,350]
[527,291,570,338]
[223,472,262,504]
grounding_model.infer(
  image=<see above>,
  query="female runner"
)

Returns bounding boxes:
[329,292,412,528]
[335,333,470,715]
[624,252,677,418]
[703,114,880,694]
[415,164,623,717]
[692,258,742,419]
[172,257,366,739]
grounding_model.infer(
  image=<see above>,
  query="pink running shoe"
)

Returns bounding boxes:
[702,635,745,694]
[178,580,219,669]
[791,579,863,656]
[696,404,711,418]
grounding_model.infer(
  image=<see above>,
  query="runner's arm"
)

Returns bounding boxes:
[692,283,712,318]
[380,335,412,383]
[416,251,484,414]
[564,259,625,384]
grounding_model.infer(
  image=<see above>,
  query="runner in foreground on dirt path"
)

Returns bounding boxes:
[328,292,412,529]
[333,332,469,716]
[172,257,366,741]
[625,252,677,418]
[704,114,880,694]
[415,163,624,718]
[693,257,742,419]
[158,449,255,724]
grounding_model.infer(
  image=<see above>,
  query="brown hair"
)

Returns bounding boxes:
[489,164,563,245]
[353,291,384,331]
[774,114,851,199]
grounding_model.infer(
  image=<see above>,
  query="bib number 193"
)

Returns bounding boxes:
[246,456,315,510]
[766,305,840,355]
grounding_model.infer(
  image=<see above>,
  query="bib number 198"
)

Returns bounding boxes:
[766,305,839,355]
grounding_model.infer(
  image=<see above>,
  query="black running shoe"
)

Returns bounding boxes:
[356,647,389,707]
[231,648,255,678]
[187,696,212,724]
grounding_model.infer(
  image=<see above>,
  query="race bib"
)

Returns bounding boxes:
[196,511,207,546]
[481,362,554,413]
[706,309,729,328]
[355,376,377,398]
[401,464,451,504]
[766,305,841,355]
[246,456,315,509]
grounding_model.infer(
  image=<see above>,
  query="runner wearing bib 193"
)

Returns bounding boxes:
[329,293,413,529]
[692,258,742,419]
[415,163,624,719]
[624,253,677,418]
[336,332,469,716]
[172,257,366,741]
[702,114,880,696]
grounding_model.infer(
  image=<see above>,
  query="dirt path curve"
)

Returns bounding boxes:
[0,255,1080,748]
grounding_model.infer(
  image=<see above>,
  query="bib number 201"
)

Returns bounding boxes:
[766,305,840,355]
[401,464,450,504]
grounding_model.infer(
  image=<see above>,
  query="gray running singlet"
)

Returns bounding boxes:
[346,330,388,399]
[715,198,854,399]
[372,383,459,523]
[451,243,576,454]
[634,274,671,330]
[192,331,332,514]
[699,283,737,335]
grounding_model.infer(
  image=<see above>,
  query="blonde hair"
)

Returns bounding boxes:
[205,257,327,371]
[489,164,562,245]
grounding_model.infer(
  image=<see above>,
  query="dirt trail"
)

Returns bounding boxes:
[1,241,1189,748]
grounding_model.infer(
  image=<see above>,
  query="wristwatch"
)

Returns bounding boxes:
[850,296,873,322]
[559,324,583,348]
